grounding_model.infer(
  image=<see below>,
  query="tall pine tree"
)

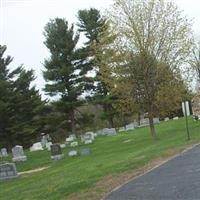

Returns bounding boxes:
[43,18,92,136]
[0,45,45,148]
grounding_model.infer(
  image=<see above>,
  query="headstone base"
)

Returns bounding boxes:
[12,156,27,162]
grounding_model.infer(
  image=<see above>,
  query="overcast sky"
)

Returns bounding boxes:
[1,0,200,99]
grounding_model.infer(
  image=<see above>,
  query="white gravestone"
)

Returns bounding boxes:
[164,117,170,121]
[70,141,78,147]
[30,142,43,152]
[46,142,52,151]
[66,134,76,143]
[68,150,78,157]
[173,116,179,120]
[12,146,27,162]
[60,144,66,148]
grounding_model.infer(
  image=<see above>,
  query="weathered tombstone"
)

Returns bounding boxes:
[140,118,150,127]
[82,132,94,144]
[80,148,91,156]
[30,142,43,152]
[70,141,78,147]
[68,150,78,157]
[84,139,93,144]
[153,118,160,124]
[105,128,117,136]
[164,117,170,121]
[0,162,18,180]
[50,144,64,160]
[1,148,8,157]
[125,123,135,131]
[41,136,48,148]
[85,132,95,140]
[118,127,126,132]
[60,144,66,148]
[46,142,52,151]
[66,134,76,143]
[12,146,27,162]
[173,116,179,120]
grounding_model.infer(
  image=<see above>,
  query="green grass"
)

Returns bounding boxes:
[1,117,200,200]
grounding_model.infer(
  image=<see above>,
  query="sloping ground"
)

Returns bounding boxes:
[1,118,200,200]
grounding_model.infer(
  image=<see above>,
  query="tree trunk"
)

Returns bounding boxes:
[148,112,157,142]
[137,112,141,126]
[70,109,76,136]
[109,116,114,128]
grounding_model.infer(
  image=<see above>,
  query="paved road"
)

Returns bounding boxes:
[105,145,200,200]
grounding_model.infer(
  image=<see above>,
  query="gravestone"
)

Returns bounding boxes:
[140,118,150,127]
[173,116,179,120]
[46,142,52,151]
[153,118,160,124]
[68,150,78,157]
[12,146,27,162]
[1,148,8,157]
[60,144,66,148]
[83,132,94,144]
[66,134,76,143]
[84,139,93,144]
[84,132,95,140]
[106,128,117,136]
[41,136,48,148]
[30,142,43,152]
[125,123,135,131]
[70,141,78,147]
[50,144,64,160]
[164,117,169,122]
[0,162,18,180]
[80,148,91,156]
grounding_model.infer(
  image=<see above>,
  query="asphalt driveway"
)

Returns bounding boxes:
[105,144,200,200]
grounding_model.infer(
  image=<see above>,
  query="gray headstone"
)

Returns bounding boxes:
[104,128,117,136]
[1,148,8,157]
[84,139,93,144]
[164,117,170,121]
[80,148,91,156]
[12,146,27,162]
[0,162,18,180]
[153,118,160,124]
[68,150,78,157]
[50,144,64,160]
[125,123,135,131]
[140,118,150,127]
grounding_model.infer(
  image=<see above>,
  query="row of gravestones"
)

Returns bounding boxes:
[0,144,91,180]
[51,143,91,159]
[117,117,180,132]
[0,146,27,162]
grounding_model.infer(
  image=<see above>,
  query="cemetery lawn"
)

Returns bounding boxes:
[1,117,200,200]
